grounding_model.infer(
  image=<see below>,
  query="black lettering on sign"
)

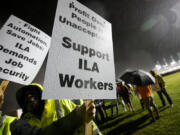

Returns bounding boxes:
[15,43,29,52]
[24,23,40,35]
[61,36,110,61]
[0,66,29,81]
[75,79,83,88]
[58,73,114,90]
[62,37,72,48]
[6,30,26,41]
[59,73,74,87]
[69,2,90,18]
[27,39,42,50]
[78,59,99,73]
[5,58,23,68]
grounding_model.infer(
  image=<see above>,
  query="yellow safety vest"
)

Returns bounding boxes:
[22,99,102,135]
[0,113,16,135]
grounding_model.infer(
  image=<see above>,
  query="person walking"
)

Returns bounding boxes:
[134,87,144,110]
[116,81,127,112]
[136,85,160,121]
[117,81,134,112]
[150,70,173,107]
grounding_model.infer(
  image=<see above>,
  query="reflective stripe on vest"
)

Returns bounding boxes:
[55,100,63,119]
[93,128,100,135]
[0,115,6,127]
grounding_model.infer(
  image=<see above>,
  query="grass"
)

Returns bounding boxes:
[98,72,180,135]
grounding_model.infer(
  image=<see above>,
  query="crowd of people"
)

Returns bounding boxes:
[94,70,173,123]
[0,70,174,135]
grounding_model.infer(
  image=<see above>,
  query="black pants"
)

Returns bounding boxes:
[157,89,173,106]
[95,106,105,122]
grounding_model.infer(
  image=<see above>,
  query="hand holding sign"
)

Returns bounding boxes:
[74,100,95,135]
[84,100,95,135]
[84,100,96,122]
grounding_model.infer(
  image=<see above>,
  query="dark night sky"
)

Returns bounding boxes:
[1,0,180,75]
[82,0,180,76]
[1,0,180,112]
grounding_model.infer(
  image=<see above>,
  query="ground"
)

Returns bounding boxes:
[98,72,180,135]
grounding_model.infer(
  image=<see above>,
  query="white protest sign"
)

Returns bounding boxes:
[43,0,116,99]
[0,15,51,85]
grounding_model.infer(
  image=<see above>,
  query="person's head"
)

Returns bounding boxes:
[16,84,44,114]
[116,82,121,86]
[0,87,4,109]
[116,79,123,86]
[150,70,157,77]
[122,81,125,85]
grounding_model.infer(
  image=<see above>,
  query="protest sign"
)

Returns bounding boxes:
[43,0,116,99]
[0,15,50,85]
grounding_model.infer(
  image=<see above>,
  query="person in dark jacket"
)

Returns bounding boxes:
[10,84,97,135]
[10,104,91,135]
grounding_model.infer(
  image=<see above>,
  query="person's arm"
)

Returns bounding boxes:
[158,75,165,89]
[135,86,141,99]
[11,102,95,135]
[10,120,41,135]
[41,104,86,135]
[10,106,85,135]
[10,107,83,135]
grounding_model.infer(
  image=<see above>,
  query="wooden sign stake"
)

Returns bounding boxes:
[0,80,9,94]
[85,100,93,135]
